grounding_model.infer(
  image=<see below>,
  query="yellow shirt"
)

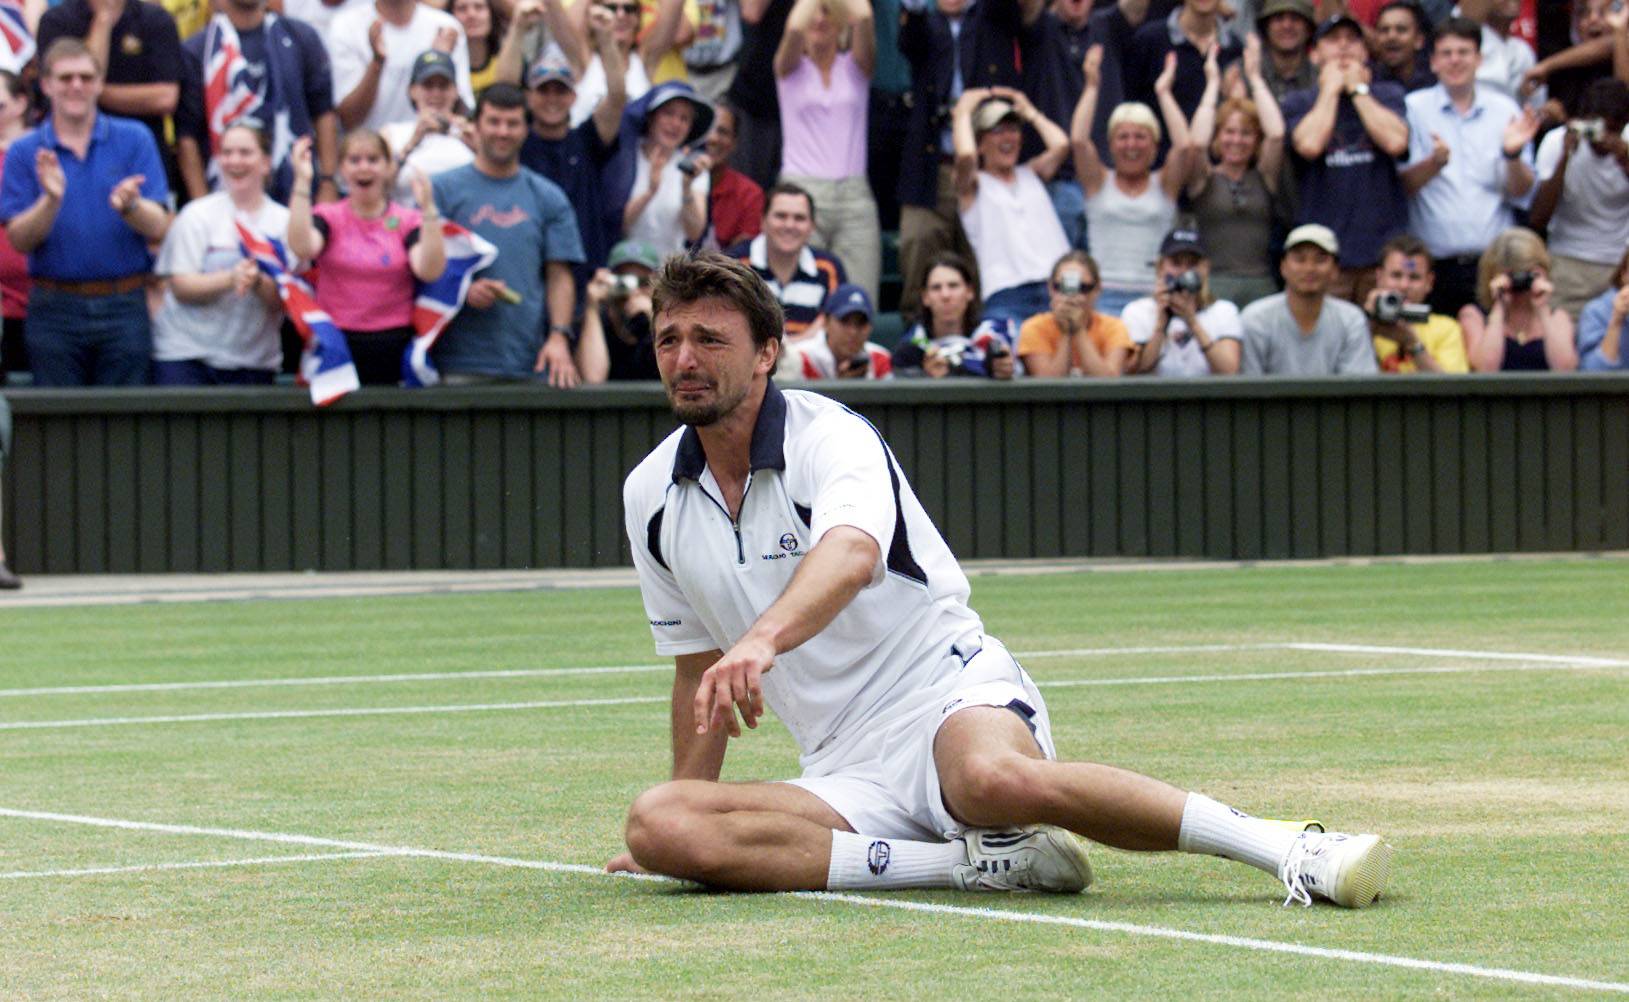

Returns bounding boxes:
[561,0,699,83]
[159,0,208,42]
[1017,312,1133,372]
[1373,313,1469,374]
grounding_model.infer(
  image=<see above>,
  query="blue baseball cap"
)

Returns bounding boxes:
[822,284,873,322]
[526,47,575,90]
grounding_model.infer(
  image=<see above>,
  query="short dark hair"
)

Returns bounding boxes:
[1432,16,1481,52]
[651,252,785,348]
[763,182,816,221]
[41,37,101,77]
[1580,78,1629,126]
[475,82,527,120]
[1379,233,1431,268]
[1377,0,1426,35]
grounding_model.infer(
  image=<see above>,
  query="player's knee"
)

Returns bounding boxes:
[950,751,1048,824]
[624,782,702,873]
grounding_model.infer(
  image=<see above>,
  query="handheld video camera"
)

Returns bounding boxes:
[1371,290,1431,325]
[1057,272,1085,295]
[1568,118,1606,142]
[610,274,643,297]
[676,149,702,177]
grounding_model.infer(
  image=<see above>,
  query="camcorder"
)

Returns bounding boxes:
[1568,118,1606,142]
[676,149,702,177]
[1165,270,1203,295]
[1370,290,1431,325]
[1508,270,1536,293]
[610,274,643,297]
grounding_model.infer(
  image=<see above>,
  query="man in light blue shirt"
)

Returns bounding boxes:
[1400,15,1539,317]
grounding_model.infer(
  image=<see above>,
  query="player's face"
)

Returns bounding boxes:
[654,298,779,427]
[1375,251,1434,304]
[1281,244,1337,296]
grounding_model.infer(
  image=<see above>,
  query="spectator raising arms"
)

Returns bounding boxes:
[1458,227,1577,372]
[1577,246,1629,372]
[1122,228,1244,376]
[619,82,714,253]
[773,0,880,300]
[0,72,30,382]
[286,131,447,385]
[331,0,474,132]
[570,0,689,127]
[1017,250,1134,377]
[152,123,288,385]
[1186,32,1286,308]
[381,51,477,208]
[952,86,1073,331]
[892,253,1016,380]
[1073,45,1201,316]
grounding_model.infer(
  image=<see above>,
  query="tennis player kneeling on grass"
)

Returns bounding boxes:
[608,252,1393,907]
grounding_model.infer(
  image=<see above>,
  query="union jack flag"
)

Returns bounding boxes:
[0,0,35,72]
[235,220,360,406]
[402,222,498,387]
[202,17,264,177]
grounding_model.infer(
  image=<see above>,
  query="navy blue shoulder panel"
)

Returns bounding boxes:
[646,507,669,571]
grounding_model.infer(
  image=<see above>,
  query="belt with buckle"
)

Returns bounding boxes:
[34,274,146,296]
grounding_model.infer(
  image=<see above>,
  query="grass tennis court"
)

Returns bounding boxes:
[2,558,1627,999]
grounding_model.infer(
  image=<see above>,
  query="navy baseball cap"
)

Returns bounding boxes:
[823,284,873,322]
[1159,227,1207,259]
[1315,12,1364,39]
[411,50,456,85]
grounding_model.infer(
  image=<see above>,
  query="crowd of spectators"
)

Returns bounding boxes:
[0,0,1623,396]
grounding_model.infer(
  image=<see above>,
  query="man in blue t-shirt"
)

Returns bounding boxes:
[1280,13,1411,304]
[431,84,585,385]
[519,11,626,309]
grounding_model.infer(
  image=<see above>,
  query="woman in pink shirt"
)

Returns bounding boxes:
[0,72,32,382]
[773,0,879,300]
[287,131,447,385]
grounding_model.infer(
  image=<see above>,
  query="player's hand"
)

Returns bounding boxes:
[694,637,773,737]
[536,332,581,387]
[35,148,65,201]
[605,851,649,874]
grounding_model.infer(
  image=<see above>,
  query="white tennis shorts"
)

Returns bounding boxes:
[783,635,1056,842]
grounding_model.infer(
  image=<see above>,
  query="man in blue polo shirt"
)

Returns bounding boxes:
[0,38,171,386]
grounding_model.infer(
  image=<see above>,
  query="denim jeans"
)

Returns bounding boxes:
[24,286,151,386]
[1047,178,1089,252]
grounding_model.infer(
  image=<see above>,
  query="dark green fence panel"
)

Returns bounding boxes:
[2,376,1625,573]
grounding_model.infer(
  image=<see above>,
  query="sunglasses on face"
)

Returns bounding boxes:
[1052,280,1097,294]
[602,2,640,14]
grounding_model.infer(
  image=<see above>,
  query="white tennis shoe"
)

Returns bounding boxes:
[1278,830,1393,908]
[953,826,1093,894]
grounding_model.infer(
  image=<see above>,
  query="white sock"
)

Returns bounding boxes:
[1176,793,1301,876]
[825,830,966,890]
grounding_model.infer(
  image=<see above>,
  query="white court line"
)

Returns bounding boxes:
[8,642,1623,701]
[0,851,388,880]
[0,696,668,732]
[1,806,1624,996]
[5,658,1627,732]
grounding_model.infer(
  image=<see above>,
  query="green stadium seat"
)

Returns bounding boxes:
[870,310,906,350]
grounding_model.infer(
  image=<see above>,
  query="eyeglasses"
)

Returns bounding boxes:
[602,2,640,14]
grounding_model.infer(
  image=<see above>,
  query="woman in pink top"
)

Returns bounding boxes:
[0,72,32,382]
[773,0,879,300]
[287,130,447,385]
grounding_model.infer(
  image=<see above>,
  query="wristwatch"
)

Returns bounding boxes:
[1348,82,1371,98]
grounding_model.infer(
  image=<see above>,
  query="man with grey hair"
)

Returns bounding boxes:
[611,250,1393,909]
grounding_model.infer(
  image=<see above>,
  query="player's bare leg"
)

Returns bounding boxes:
[934,706,1393,907]
[617,780,846,890]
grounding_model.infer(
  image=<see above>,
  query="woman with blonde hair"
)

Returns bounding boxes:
[1184,33,1286,308]
[1072,44,1203,316]
[1458,227,1577,372]
[1577,245,1629,371]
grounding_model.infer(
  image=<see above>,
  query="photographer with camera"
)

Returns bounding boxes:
[615,81,714,255]
[894,253,1017,379]
[1122,228,1242,376]
[575,239,661,383]
[777,283,894,380]
[1364,235,1469,373]
[1017,250,1132,377]
[1458,227,1577,372]
[382,51,477,208]
[1530,79,1629,320]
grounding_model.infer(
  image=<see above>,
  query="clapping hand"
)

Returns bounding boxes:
[1502,108,1540,157]
[367,19,388,63]
[409,171,436,214]
[109,174,145,215]
[1082,44,1102,90]
[432,25,459,52]
[1428,132,1450,168]
[291,135,315,183]
[232,257,261,297]
[34,148,64,201]
[1154,51,1177,95]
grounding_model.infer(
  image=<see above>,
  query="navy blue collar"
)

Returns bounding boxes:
[671,379,787,483]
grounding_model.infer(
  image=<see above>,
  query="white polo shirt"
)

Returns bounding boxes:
[624,382,983,761]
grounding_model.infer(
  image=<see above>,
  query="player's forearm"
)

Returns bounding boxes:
[671,654,728,779]
[741,526,879,657]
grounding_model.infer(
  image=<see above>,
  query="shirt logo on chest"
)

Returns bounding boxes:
[761,530,805,561]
